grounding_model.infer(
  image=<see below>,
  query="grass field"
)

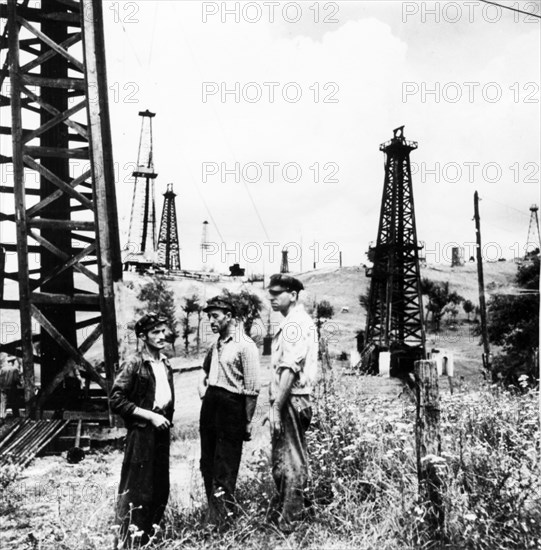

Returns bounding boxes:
[1,260,536,549]
[0,365,538,549]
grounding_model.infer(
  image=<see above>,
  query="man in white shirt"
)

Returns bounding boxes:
[267,274,318,532]
[110,313,175,548]
[198,296,260,526]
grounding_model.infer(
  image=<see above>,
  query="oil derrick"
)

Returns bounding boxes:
[361,126,426,376]
[200,220,211,270]
[126,110,157,263]
[157,184,181,271]
[0,0,121,413]
[526,204,540,256]
[280,249,289,273]
[451,247,464,267]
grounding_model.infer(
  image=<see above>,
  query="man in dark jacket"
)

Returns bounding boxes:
[0,355,21,421]
[110,313,175,548]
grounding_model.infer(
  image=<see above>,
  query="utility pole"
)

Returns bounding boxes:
[474,191,491,375]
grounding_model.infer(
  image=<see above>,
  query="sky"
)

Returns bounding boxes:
[2,0,540,276]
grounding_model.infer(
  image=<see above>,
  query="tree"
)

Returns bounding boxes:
[315,299,335,340]
[420,279,463,331]
[181,294,201,353]
[487,256,539,388]
[220,289,263,336]
[136,278,179,350]
[463,299,474,322]
[425,282,450,331]
[448,290,463,306]
[442,303,459,327]
[358,291,370,311]
[420,277,436,296]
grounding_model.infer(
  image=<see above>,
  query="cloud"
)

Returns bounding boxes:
[102,2,540,272]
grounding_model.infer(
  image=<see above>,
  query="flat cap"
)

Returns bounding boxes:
[203,296,235,314]
[135,313,168,336]
[267,273,304,293]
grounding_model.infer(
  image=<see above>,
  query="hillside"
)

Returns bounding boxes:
[118,260,518,382]
[1,260,519,383]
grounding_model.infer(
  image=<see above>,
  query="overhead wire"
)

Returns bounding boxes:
[147,3,159,67]
[120,21,143,68]
[479,0,541,19]
[184,162,226,244]
[176,16,271,243]
[473,196,538,256]
[114,4,228,261]
[482,196,532,218]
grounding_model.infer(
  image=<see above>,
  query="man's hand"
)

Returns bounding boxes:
[244,421,253,441]
[198,379,208,399]
[149,411,171,431]
[133,407,171,430]
[269,405,282,439]
[198,371,209,399]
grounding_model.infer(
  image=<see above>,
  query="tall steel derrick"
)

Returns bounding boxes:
[126,110,157,262]
[157,183,181,271]
[0,0,121,413]
[362,126,426,376]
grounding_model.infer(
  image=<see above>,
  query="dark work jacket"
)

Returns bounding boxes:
[109,351,175,429]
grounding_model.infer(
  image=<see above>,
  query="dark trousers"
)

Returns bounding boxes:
[272,395,312,524]
[0,388,20,419]
[115,424,170,547]
[200,386,246,522]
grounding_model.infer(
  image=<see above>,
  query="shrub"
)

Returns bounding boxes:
[160,371,540,549]
[487,255,539,388]
[0,463,22,515]
[136,278,180,349]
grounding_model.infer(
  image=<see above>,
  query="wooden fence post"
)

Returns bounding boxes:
[415,359,445,533]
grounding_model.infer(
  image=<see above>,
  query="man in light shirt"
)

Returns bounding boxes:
[198,296,260,526]
[267,274,318,532]
[110,313,175,548]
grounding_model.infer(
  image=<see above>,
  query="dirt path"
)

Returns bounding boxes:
[0,358,410,549]
[0,360,276,549]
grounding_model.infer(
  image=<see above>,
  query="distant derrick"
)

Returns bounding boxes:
[200,221,211,270]
[157,184,181,271]
[126,110,158,262]
[280,249,289,273]
[451,247,464,267]
[526,204,540,256]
